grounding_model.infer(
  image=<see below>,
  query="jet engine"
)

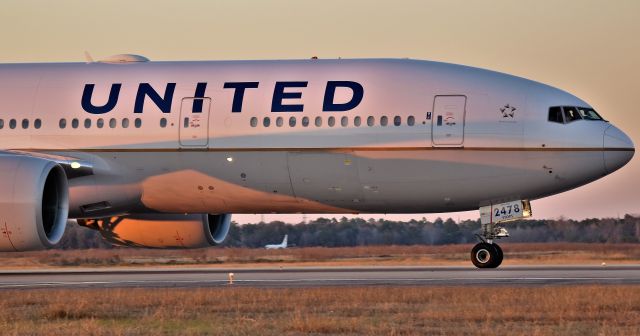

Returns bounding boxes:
[0,155,69,251]
[77,213,232,248]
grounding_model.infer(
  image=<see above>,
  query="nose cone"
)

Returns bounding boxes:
[603,125,635,174]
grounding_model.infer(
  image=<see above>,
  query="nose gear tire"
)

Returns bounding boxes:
[471,243,502,268]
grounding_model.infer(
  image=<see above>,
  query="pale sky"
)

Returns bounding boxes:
[0,0,638,222]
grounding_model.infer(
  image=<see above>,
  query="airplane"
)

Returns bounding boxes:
[265,235,288,249]
[0,54,633,268]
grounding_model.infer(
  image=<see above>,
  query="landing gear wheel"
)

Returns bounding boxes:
[493,243,503,268]
[471,243,501,269]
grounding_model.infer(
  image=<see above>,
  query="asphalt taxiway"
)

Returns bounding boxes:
[0,265,639,289]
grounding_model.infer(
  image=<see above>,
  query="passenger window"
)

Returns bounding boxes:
[289,116,296,127]
[250,117,258,127]
[302,116,309,127]
[548,107,563,123]
[59,119,67,129]
[328,116,335,127]
[22,119,29,129]
[109,118,117,128]
[122,118,130,128]
[72,118,79,129]
[367,116,374,127]
[160,118,167,128]
[0,119,3,129]
[563,107,581,122]
[263,117,270,127]
[315,116,322,127]
[84,119,91,128]
[97,118,104,128]
[34,119,41,129]
[394,116,401,126]
[354,116,361,127]
[276,116,283,127]
[407,116,415,126]
[341,116,348,127]
[134,118,142,128]
[380,116,388,126]
[9,119,16,129]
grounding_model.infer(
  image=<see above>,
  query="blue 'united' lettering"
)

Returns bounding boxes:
[81,83,122,114]
[81,81,364,114]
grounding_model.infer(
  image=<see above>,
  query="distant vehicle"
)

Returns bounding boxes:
[265,235,288,249]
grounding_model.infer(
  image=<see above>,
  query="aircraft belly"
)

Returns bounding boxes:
[90,149,605,214]
[287,152,364,209]
[351,149,605,213]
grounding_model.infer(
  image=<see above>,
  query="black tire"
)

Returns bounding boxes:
[471,243,500,268]
[493,243,503,268]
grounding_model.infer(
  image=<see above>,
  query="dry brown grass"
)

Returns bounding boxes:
[1,243,639,269]
[0,286,638,335]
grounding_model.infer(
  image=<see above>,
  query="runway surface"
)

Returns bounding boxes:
[0,265,639,289]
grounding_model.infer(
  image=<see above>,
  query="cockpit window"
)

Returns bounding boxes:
[548,107,563,123]
[563,107,581,122]
[548,106,605,124]
[577,107,604,121]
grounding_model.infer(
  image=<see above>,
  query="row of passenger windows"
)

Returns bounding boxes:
[1,115,420,131]
[0,118,167,130]
[0,119,42,130]
[59,118,147,129]
[250,115,417,128]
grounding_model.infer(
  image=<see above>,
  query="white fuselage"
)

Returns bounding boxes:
[0,58,633,218]
[265,235,288,249]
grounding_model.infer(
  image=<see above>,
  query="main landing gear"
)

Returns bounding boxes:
[471,219,509,269]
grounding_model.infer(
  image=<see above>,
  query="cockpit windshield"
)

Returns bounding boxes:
[548,106,605,124]
[563,107,581,122]
[577,107,604,120]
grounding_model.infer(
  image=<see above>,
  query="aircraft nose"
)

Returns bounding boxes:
[603,125,635,174]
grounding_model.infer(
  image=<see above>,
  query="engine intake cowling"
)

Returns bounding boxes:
[78,213,231,248]
[0,155,69,251]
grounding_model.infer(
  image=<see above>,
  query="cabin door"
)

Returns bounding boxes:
[179,97,211,147]
[432,95,466,146]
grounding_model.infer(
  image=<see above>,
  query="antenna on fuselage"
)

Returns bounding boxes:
[84,51,95,64]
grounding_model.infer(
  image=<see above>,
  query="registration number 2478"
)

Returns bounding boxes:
[480,200,531,224]
[494,203,521,218]
[489,200,531,223]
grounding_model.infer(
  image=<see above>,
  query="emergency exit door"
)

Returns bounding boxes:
[432,95,466,146]
[179,97,211,147]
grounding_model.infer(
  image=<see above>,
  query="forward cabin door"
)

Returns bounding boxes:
[432,95,466,146]
[179,97,211,147]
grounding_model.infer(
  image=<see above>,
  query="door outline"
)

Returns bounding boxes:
[431,95,467,147]
[179,97,211,147]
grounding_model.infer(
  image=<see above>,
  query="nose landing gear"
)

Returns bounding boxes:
[472,200,531,269]
[471,219,507,268]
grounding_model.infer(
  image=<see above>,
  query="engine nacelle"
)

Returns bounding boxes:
[0,155,69,251]
[78,213,232,248]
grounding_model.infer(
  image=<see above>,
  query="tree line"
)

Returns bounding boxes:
[57,215,640,249]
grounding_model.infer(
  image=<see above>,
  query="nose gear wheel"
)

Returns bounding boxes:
[471,242,503,268]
